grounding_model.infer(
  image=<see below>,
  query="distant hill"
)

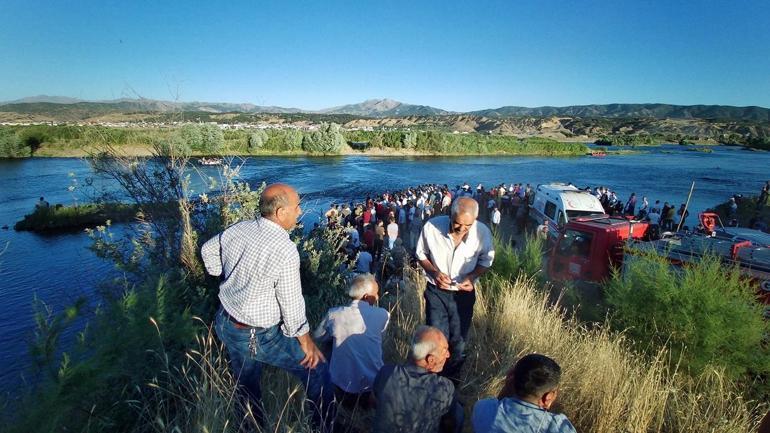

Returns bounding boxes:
[1,97,769,123]
[319,98,451,117]
[470,103,770,122]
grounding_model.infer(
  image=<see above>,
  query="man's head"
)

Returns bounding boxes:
[260,183,302,230]
[450,197,478,237]
[499,354,562,410]
[348,273,379,305]
[409,326,450,373]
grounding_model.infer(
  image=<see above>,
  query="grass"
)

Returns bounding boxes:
[14,203,139,232]
[88,251,765,433]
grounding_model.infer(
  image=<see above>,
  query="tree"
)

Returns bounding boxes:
[177,124,224,154]
[606,253,769,380]
[301,123,345,154]
[248,130,269,150]
[0,129,31,157]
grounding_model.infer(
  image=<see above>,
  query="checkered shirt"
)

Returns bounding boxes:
[201,218,309,337]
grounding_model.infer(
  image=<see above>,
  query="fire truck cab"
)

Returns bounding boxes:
[548,216,650,282]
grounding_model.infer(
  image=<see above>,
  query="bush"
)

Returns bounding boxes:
[177,124,224,154]
[248,130,268,150]
[606,252,770,381]
[301,122,345,154]
[0,129,30,157]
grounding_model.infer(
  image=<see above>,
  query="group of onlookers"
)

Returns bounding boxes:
[202,182,577,433]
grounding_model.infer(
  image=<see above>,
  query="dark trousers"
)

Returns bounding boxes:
[424,283,475,383]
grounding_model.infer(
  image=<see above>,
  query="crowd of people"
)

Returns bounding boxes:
[199,179,769,433]
[201,182,577,433]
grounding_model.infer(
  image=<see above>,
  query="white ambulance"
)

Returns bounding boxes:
[529,183,606,237]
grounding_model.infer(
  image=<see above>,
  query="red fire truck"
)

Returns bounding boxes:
[548,213,770,308]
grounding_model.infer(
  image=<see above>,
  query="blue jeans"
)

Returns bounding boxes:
[214,307,335,430]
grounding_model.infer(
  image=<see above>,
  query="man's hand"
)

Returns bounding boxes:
[456,275,475,292]
[297,333,326,369]
[433,271,453,290]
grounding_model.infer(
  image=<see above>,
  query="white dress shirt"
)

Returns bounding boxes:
[415,215,495,286]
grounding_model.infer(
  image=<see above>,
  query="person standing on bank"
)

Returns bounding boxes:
[416,196,494,383]
[201,183,333,429]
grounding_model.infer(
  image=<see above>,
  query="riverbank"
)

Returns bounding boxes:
[0,124,591,158]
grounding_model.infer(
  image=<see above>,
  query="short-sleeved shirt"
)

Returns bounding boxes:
[415,215,495,285]
[315,300,389,393]
[373,364,455,433]
[472,397,577,433]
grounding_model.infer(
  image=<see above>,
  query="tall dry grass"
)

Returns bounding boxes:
[132,267,766,433]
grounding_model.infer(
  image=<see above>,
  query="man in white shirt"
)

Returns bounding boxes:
[315,273,389,409]
[416,197,495,383]
[491,206,501,231]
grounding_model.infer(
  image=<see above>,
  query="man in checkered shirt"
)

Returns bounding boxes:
[202,183,333,428]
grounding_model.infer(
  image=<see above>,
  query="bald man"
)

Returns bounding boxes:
[202,183,332,428]
[416,196,494,383]
[373,326,463,433]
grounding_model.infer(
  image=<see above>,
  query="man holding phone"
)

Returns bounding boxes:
[416,196,495,383]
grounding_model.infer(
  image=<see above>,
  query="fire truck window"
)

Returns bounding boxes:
[557,211,567,227]
[545,201,557,220]
[560,230,593,258]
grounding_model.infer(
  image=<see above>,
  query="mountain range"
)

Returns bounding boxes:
[2,96,769,122]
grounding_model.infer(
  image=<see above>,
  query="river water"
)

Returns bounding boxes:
[0,144,768,393]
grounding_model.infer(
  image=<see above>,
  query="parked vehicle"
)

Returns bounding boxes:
[548,216,649,282]
[529,183,606,240]
[549,212,770,309]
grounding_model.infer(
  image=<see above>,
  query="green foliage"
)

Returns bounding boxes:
[7,274,200,433]
[0,128,30,157]
[301,122,345,154]
[14,203,137,232]
[487,233,545,283]
[176,124,224,154]
[247,129,268,150]
[606,252,770,381]
[745,135,770,151]
[595,134,659,146]
[296,225,350,324]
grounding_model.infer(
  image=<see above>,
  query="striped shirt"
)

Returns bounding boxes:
[201,218,309,337]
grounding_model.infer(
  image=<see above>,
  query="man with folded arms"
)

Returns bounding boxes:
[201,183,333,429]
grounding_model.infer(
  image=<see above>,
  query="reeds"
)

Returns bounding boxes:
[135,268,765,433]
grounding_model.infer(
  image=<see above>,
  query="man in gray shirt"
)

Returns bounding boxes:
[373,326,463,433]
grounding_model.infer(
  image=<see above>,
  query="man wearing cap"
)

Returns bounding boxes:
[416,196,494,383]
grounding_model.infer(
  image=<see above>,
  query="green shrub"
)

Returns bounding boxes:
[606,252,770,381]
[0,129,30,157]
[301,122,345,154]
[248,130,268,150]
[177,124,224,154]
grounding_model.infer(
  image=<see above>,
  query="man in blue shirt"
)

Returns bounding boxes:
[472,354,576,433]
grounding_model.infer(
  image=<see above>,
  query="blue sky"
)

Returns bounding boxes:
[1,0,769,111]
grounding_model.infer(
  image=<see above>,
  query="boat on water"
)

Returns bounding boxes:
[589,151,607,157]
[198,157,223,166]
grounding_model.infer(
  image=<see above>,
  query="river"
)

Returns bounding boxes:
[0,144,768,393]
